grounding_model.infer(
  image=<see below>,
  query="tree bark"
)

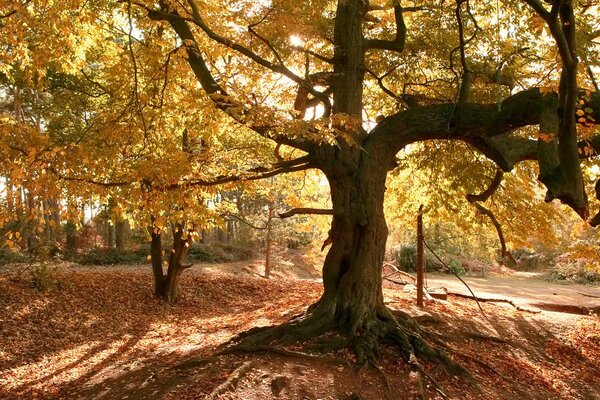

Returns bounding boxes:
[65,221,77,253]
[5,177,13,214]
[416,206,424,307]
[308,153,392,335]
[149,225,165,297]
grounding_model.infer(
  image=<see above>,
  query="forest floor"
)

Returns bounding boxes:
[1,254,599,400]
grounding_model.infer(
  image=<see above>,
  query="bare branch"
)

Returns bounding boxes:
[465,169,514,264]
[465,169,503,203]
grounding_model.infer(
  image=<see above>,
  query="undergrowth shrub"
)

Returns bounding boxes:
[395,245,416,271]
[187,242,254,263]
[0,249,29,265]
[448,258,466,276]
[548,257,600,284]
[75,248,147,265]
[393,245,444,272]
[31,264,59,291]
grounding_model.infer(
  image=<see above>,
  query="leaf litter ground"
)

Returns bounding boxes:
[0,261,598,400]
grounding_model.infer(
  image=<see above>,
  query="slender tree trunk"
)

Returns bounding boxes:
[149,222,191,303]
[115,220,126,251]
[25,190,36,252]
[149,225,165,297]
[416,206,424,307]
[216,227,225,242]
[65,221,77,253]
[107,223,114,249]
[5,177,14,214]
[226,219,234,243]
[65,200,77,253]
[15,187,23,220]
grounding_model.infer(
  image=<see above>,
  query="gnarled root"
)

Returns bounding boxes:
[219,302,462,378]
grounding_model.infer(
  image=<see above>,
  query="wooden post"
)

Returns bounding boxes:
[416,205,424,307]
[264,203,274,279]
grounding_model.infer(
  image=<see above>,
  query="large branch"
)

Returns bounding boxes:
[46,155,314,192]
[278,208,334,218]
[156,159,313,191]
[368,88,600,218]
[370,88,600,153]
[146,2,314,153]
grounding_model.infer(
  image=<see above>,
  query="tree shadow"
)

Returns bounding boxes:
[417,297,600,399]
[0,267,322,400]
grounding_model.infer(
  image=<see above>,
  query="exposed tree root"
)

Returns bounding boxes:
[448,292,541,314]
[367,360,392,398]
[216,302,464,400]
[204,360,257,400]
[449,349,504,377]
[218,344,351,365]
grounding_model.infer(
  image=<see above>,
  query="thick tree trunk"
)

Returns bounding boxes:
[309,157,391,334]
[228,155,448,367]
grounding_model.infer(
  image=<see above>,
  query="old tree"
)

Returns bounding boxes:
[128,0,600,365]
[3,0,600,368]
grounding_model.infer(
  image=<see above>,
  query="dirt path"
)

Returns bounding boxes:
[424,273,600,313]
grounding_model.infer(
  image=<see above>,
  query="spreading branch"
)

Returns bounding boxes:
[44,156,314,192]
[368,88,600,218]
[278,208,334,218]
[144,1,317,153]
[370,88,600,153]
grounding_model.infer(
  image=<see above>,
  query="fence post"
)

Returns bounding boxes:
[416,205,424,307]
